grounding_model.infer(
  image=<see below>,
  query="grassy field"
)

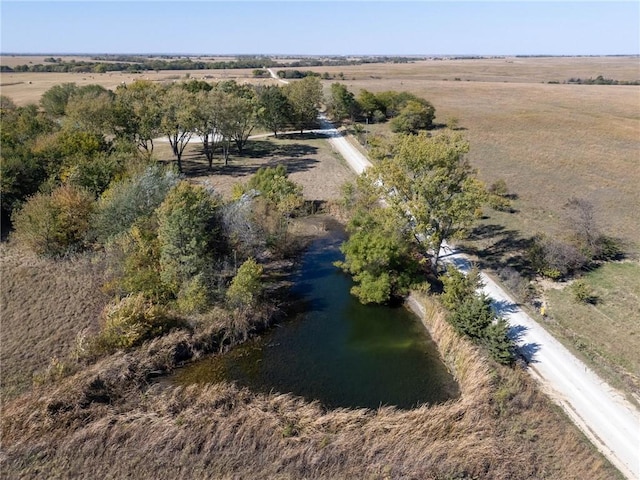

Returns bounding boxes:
[1,292,621,479]
[544,262,640,399]
[0,247,109,401]
[0,56,636,477]
[153,134,355,202]
[336,70,640,253]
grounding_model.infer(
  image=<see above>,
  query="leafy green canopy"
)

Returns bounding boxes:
[441,265,515,365]
[368,132,486,267]
[156,181,221,294]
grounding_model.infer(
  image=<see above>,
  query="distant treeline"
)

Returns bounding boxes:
[546,75,640,85]
[1,55,417,74]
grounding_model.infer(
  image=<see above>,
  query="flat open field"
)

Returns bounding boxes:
[328,59,640,253]
[545,262,640,398]
[311,56,640,83]
[4,56,636,248]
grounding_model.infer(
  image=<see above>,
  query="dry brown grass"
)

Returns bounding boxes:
[338,72,640,253]
[0,68,276,106]
[0,57,633,477]
[0,295,621,479]
[0,246,109,401]
[310,56,640,84]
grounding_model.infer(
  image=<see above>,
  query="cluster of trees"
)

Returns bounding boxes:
[2,56,422,74]
[441,266,515,364]
[327,84,436,134]
[10,149,306,353]
[1,76,323,227]
[338,132,486,303]
[276,70,321,79]
[566,75,640,85]
[1,89,134,227]
[338,131,513,364]
[528,197,622,280]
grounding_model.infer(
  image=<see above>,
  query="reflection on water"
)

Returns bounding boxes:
[175,235,460,409]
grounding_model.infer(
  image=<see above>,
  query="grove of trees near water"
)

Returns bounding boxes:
[0,68,627,480]
[0,74,526,370]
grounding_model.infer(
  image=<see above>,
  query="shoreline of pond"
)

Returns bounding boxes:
[171,216,461,410]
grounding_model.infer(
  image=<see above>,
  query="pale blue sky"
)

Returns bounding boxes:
[1,1,638,56]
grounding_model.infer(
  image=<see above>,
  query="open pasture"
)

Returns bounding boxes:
[328,58,640,253]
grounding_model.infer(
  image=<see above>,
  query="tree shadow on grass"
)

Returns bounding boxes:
[464,223,535,277]
[243,139,319,159]
[276,130,325,142]
[179,138,320,178]
[182,156,321,180]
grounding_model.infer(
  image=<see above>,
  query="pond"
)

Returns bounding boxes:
[174,234,460,410]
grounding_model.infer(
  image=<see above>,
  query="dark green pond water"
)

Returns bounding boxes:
[174,235,459,409]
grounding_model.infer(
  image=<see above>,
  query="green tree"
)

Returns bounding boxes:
[369,132,486,268]
[284,76,323,133]
[440,264,483,310]
[0,103,57,219]
[441,265,514,365]
[156,181,220,293]
[328,83,359,122]
[114,80,163,156]
[40,83,79,117]
[11,184,94,256]
[160,85,198,172]
[223,93,257,156]
[356,89,384,122]
[337,196,418,304]
[389,100,435,134]
[226,258,264,308]
[448,294,495,340]
[181,79,213,93]
[245,164,303,214]
[64,85,116,135]
[483,317,514,365]
[256,85,292,137]
[115,216,170,302]
[193,89,225,169]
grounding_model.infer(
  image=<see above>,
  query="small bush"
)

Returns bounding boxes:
[11,184,94,256]
[487,179,513,211]
[177,275,211,314]
[528,234,587,280]
[498,266,535,303]
[114,217,171,302]
[226,258,264,309]
[92,294,181,353]
[593,235,624,261]
[570,279,598,305]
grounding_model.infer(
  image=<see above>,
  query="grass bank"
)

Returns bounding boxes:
[1,281,622,479]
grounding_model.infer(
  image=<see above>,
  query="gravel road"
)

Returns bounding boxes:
[317,116,640,480]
